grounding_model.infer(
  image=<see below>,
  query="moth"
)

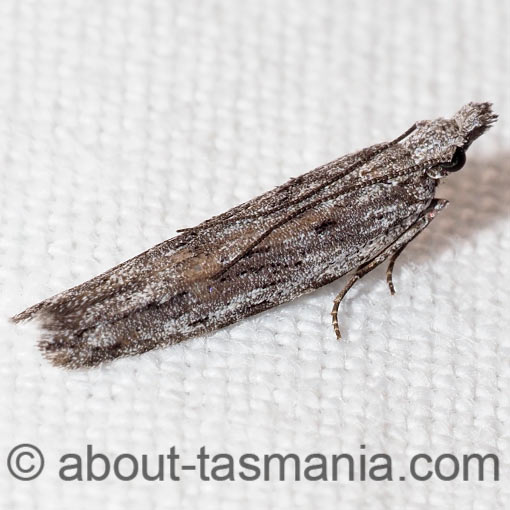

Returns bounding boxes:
[12,102,497,368]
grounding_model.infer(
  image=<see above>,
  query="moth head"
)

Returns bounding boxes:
[422,102,497,179]
[453,101,498,149]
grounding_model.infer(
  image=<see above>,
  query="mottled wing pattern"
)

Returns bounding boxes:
[13,140,421,367]
[14,142,394,327]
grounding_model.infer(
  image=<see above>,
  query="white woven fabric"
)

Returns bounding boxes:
[1,0,509,508]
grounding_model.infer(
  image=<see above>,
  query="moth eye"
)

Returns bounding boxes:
[443,147,466,172]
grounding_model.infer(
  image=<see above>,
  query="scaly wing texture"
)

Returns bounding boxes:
[13,137,434,368]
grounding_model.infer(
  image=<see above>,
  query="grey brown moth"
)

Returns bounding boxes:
[12,102,497,368]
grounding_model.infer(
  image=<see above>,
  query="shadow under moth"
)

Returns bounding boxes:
[12,102,497,368]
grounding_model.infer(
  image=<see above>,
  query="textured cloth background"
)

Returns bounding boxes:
[0,0,509,508]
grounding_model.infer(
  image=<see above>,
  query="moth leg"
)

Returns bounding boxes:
[331,274,361,339]
[386,245,406,295]
[331,198,448,339]
[331,253,393,340]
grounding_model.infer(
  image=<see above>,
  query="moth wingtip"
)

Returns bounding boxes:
[10,309,33,324]
[37,332,88,370]
[38,347,78,370]
[10,299,50,324]
[10,307,85,369]
[14,303,140,370]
